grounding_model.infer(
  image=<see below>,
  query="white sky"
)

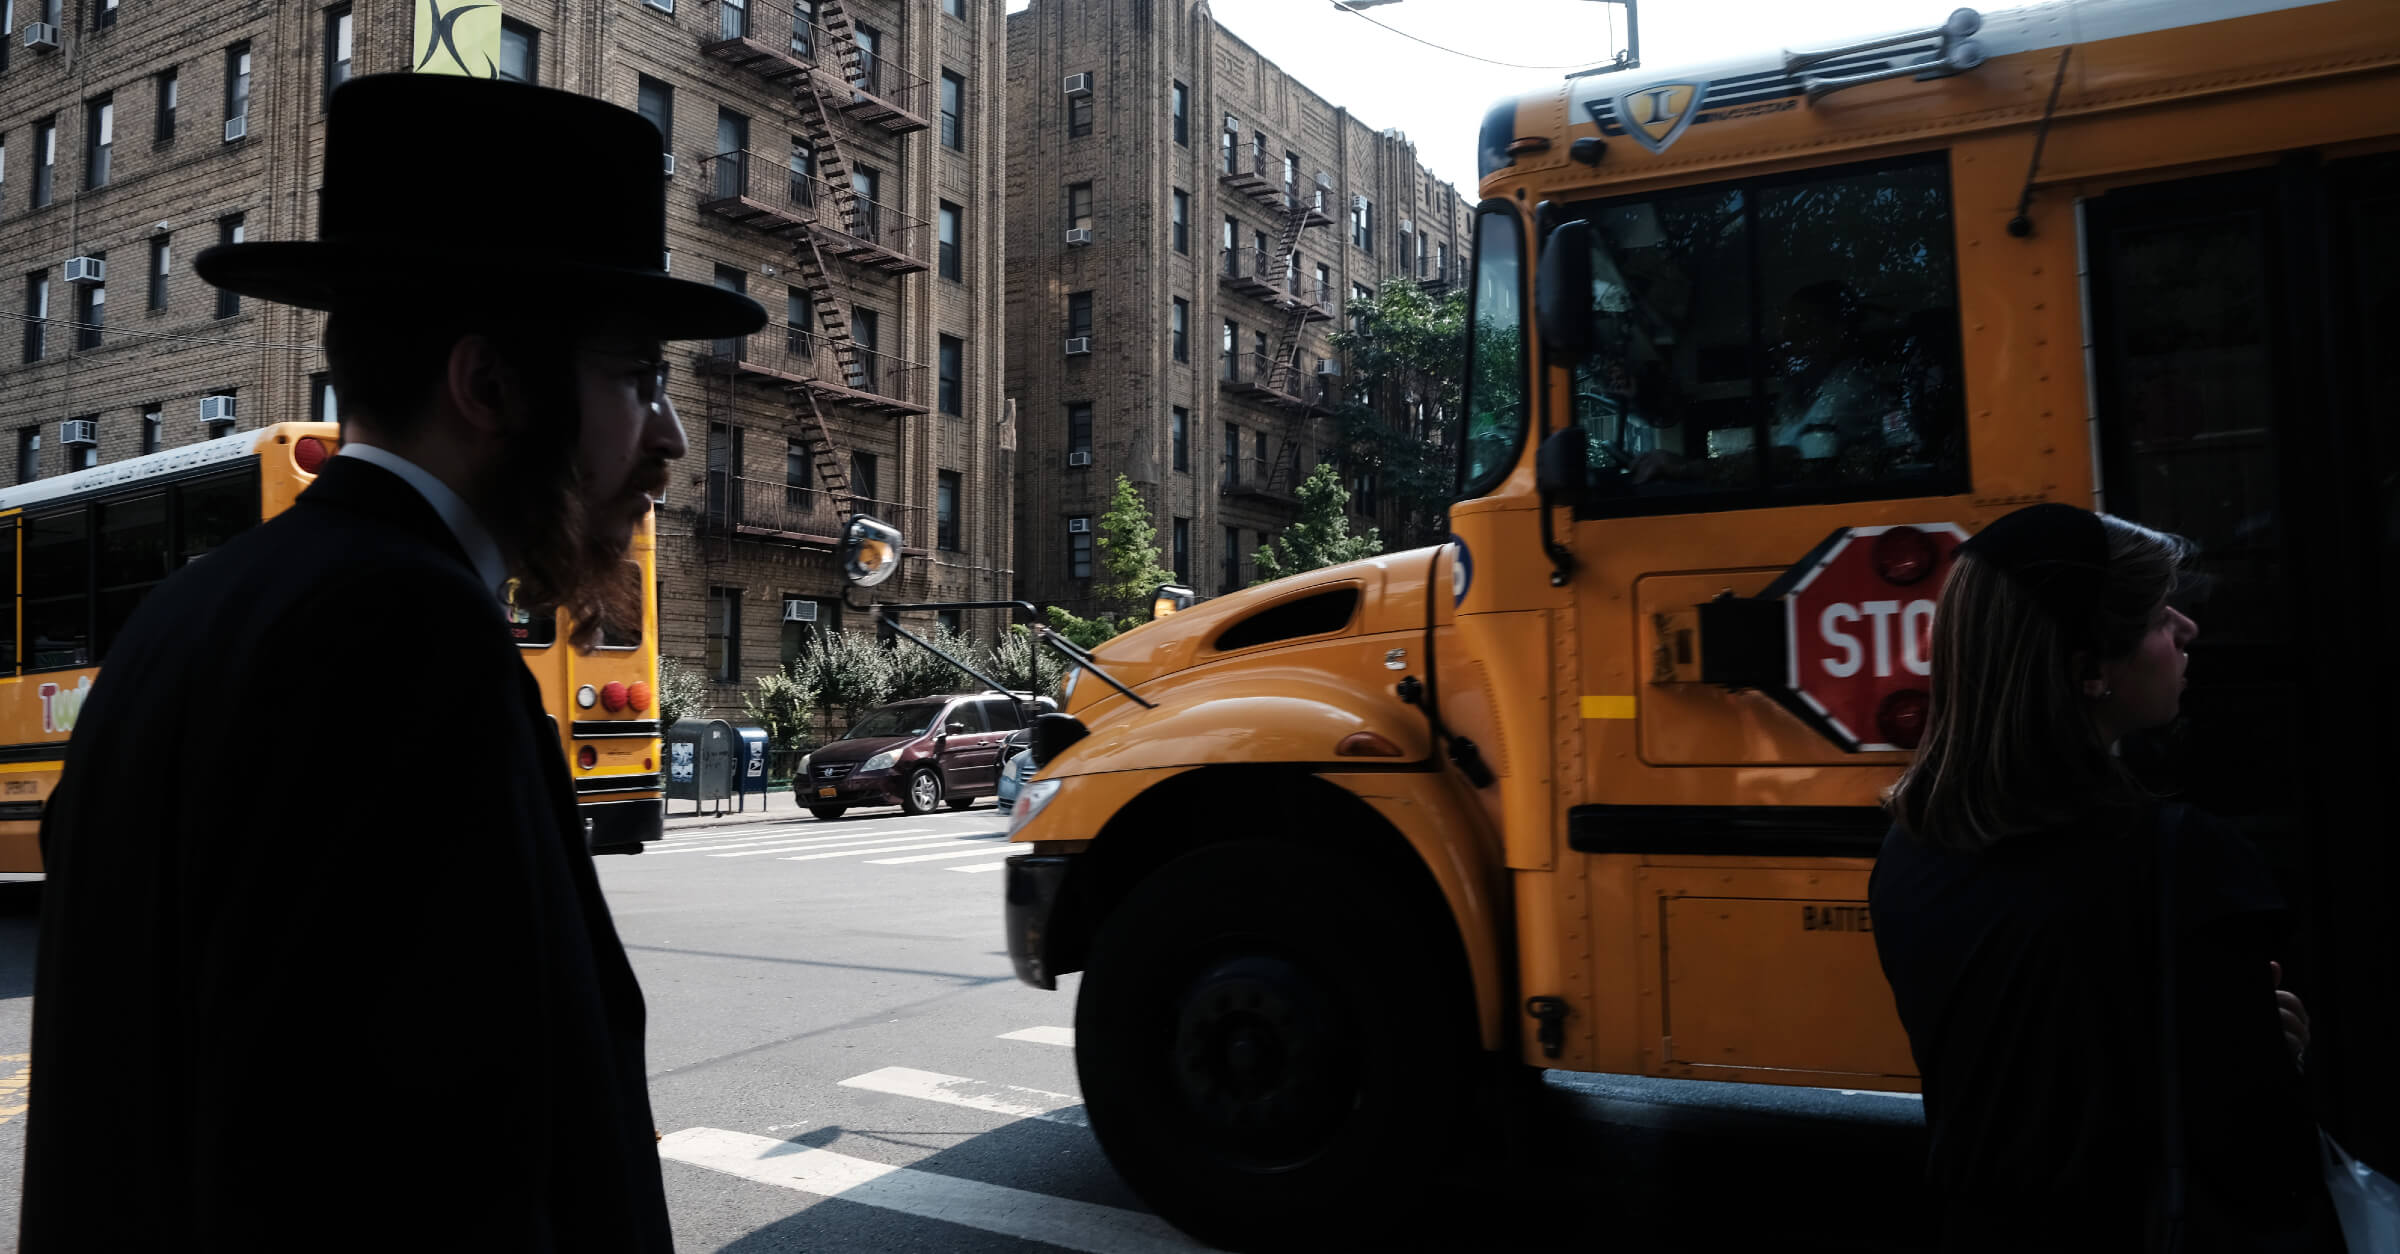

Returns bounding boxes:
[1005,0,1993,191]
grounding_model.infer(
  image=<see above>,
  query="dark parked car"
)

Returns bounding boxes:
[797,693,1033,819]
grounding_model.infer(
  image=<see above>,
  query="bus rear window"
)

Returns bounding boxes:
[1559,153,1968,512]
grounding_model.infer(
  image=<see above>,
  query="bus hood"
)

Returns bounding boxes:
[1064,545,1446,715]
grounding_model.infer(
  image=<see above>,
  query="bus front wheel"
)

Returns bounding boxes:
[1075,840,1476,1249]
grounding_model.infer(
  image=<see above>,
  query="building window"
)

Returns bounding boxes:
[706,587,741,683]
[785,286,813,353]
[849,449,877,503]
[225,43,250,136]
[784,436,812,490]
[1066,402,1092,459]
[936,470,960,551]
[1222,422,1239,484]
[1221,525,1240,593]
[1171,298,1188,363]
[148,233,169,310]
[64,418,95,471]
[1171,188,1189,254]
[92,0,113,30]
[938,335,962,415]
[83,94,111,189]
[1220,320,1236,380]
[852,21,882,94]
[32,115,54,208]
[155,68,178,145]
[17,428,39,483]
[942,0,962,16]
[636,74,673,152]
[1352,197,1373,252]
[72,253,103,350]
[1221,115,1237,174]
[1068,72,1093,137]
[141,406,160,454]
[850,306,879,389]
[937,201,961,281]
[23,273,46,362]
[780,593,836,667]
[216,215,243,318]
[1067,291,1093,340]
[1069,520,1092,578]
[1171,81,1188,146]
[1172,517,1190,582]
[498,19,538,84]
[1067,182,1092,232]
[940,71,964,150]
[311,373,339,423]
[1171,406,1189,472]
[324,6,352,103]
[1313,262,1331,308]
[1435,241,1448,281]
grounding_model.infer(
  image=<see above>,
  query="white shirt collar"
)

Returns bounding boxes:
[334,443,513,611]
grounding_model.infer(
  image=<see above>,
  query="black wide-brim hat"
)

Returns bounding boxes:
[195,73,765,340]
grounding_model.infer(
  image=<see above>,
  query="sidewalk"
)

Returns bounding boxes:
[661,789,811,835]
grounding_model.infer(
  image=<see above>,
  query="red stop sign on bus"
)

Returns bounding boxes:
[1771,523,1968,753]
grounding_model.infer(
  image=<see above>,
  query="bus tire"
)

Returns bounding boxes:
[1075,839,1476,1250]
[901,767,942,816]
[808,805,847,821]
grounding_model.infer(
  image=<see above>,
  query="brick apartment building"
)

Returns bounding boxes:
[1003,0,1469,610]
[0,0,1013,716]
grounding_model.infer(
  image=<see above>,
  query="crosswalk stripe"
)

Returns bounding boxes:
[653,827,938,855]
[865,846,1020,865]
[659,1128,1204,1254]
[711,832,962,859]
[839,1066,1087,1127]
[946,862,1008,874]
[999,1026,1075,1047]
[778,836,1004,863]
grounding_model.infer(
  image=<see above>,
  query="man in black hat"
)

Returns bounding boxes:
[21,74,763,1250]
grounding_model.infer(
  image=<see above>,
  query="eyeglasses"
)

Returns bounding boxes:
[633,359,670,412]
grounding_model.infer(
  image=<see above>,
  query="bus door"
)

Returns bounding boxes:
[2083,151,2400,1163]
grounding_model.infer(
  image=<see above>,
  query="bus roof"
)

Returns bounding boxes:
[0,425,292,515]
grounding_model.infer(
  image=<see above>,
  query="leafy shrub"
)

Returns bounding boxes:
[742,668,818,752]
[888,626,990,702]
[790,629,894,720]
[656,653,710,730]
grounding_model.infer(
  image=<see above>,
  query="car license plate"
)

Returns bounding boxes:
[818,786,838,798]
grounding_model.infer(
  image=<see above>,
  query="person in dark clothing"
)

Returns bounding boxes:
[1870,503,2338,1253]
[20,75,765,1250]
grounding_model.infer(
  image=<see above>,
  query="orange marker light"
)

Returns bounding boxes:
[627,681,652,713]
[1334,732,1404,758]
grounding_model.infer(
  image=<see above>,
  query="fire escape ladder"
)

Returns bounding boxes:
[792,83,865,231]
[797,389,855,515]
[814,1,872,99]
[789,232,871,391]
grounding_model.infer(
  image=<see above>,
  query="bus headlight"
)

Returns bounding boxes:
[1008,778,1062,836]
[861,749,900,773]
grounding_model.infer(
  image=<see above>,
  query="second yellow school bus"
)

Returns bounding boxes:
[0,422,666,871]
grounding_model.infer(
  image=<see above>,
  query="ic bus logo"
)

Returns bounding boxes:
[37,677,92,735]
[1615,81,1708,154]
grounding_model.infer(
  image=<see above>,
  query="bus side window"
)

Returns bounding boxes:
[176,471,260,567]
[95,494,170,661]
[24,510,90,671]
[0,519,16,675]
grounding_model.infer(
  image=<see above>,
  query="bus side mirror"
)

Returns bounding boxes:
[1536,220,1594,361]
[1536,427,1587,501]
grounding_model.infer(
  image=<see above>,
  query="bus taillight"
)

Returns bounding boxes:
[577,746,598,770]
[294,436,330,474]
[601,681,628,712]
[628,682,652,713]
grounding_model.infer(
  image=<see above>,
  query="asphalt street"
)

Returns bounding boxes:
[0,802,1943,1250]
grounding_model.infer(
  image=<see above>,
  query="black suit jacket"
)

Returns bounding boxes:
[21,457,672,1251]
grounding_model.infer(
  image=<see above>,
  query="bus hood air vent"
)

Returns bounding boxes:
[1212,587,1362,653]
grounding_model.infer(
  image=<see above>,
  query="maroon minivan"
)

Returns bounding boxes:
[797,693,1029,819]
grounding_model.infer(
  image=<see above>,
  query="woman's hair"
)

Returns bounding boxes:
[1885,513,2194,851]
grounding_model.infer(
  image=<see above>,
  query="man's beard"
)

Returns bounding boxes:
[486,349,648,652]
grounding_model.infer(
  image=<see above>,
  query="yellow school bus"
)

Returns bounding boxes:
[0,422,667,871]
[992,0,2400,1242]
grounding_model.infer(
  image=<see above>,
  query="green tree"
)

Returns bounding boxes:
[1042,604,1119,650]
[1092,474,1178,622]
[656,653,709,730]
[742,668,818,752]
[1327,278,1469,549]
[1252,461,1383,585]
[790,629,894,723]
[887,625,989,701]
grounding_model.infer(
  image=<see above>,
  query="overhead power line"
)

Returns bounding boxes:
[0,310,322,352]
[1324,0,1624,72]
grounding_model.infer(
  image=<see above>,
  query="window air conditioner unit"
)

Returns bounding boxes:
[1353,194,1369,211]
[1067,451,1093,467]
[224,115,248,142]
[1064,227,1092,245]
[1315,359,1341,376]
[1224,115,1240,133]
[782,598,818,623]
[1067,516,1091,532]
[1399,218,1414,234]
[63,256,106,284]
[1063,336,1091,356]
[24,22,58,49]
[662,153,677,177]
[199,394,237,423]
[60,419,98,447]
[1062,72,1091,96]
[1315,171,1332,188]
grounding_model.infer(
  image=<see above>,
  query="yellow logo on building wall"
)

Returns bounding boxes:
[415,0,502,77]
[1614,82,1708,154]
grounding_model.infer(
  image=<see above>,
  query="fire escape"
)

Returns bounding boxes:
[693,0,930,556]
[1217,151,1333,503]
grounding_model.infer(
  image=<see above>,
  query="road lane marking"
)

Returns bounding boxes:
[658,1128,1203,1254]
[999,1026,1075,1047]
[865,846,1022,865]
[711,833,968,859]
[0,1059,30,1126]
[778,836,1006,863]
[947,862,1008,874]
[839,1066,1087,1127]
[653,827,938,855]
